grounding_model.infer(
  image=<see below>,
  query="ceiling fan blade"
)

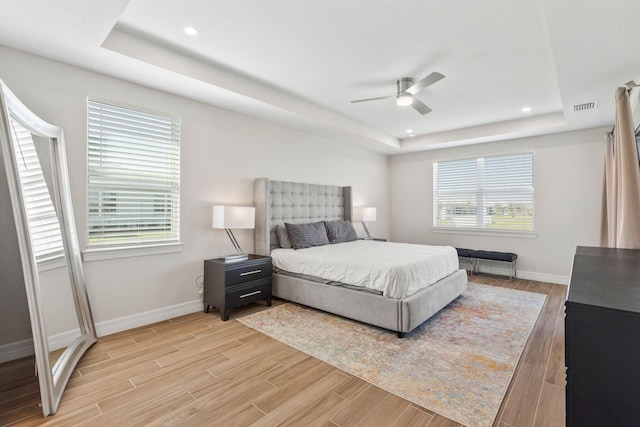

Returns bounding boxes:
[411,98,432,115]
[350,95,394,103]
[406,71,445,95]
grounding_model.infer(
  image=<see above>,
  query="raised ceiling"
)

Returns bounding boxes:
[0,0,638,153]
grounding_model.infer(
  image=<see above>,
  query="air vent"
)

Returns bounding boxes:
[573,101,599,112]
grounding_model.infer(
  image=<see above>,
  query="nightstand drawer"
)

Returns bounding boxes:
[226,278,272,306]
[225,261,272,287]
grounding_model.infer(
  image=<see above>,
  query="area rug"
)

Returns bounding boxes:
[238,282,546,427]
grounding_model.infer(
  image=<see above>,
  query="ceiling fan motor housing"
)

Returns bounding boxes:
[397,78,414,95]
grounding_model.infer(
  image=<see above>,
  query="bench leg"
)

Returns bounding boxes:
[474,258,517,281]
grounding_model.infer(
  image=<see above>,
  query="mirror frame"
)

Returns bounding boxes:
[0,80,97,416]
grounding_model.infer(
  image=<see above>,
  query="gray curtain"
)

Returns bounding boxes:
[600,87,640,248]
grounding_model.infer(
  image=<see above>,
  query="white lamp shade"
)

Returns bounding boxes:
[212,206,255,229]
[362,207,376,221]
[354,206,376,221]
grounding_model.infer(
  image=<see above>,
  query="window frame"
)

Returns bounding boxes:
[432,150,536,238]
[83,97,183,261]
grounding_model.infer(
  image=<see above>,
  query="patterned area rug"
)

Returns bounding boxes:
[238,282,546,427]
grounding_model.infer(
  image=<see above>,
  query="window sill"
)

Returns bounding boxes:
[432,228,537,239]
[82,243,184,262]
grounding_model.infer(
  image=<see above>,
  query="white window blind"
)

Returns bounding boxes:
[433,152,534,232]
[87,99,180,248]
[9,118,64,261]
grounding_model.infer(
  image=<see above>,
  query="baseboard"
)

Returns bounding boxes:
[0,300,203,362]
[0,338,34,363]
[48,329,82,351]
[95,299,203,338]
[470,262,568,285]
[516,270,568,285]
[0,330,100,363]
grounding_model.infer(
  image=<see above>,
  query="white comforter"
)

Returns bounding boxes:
[271,240,459,299]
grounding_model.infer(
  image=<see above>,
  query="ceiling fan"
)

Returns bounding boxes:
[350,71,445,115]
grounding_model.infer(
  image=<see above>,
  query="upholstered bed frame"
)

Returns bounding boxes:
[254,178,467,337]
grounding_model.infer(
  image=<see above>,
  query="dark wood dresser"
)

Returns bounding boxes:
[565,246,640,426]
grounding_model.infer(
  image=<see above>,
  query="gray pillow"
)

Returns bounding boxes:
[275,224,292,249]
[285,221,330,250]
[324,220,358,244]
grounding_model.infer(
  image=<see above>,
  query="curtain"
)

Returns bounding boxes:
[600,87,640,248]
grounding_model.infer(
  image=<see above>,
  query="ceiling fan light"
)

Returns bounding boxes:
[396,93,413,107]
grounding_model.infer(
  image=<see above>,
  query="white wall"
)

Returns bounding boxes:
[389,127,605,284]
[0,45,389,334]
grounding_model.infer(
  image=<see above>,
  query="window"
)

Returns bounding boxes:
[87,99,180,248]
[10,118,64,261]
[433,152,534,232]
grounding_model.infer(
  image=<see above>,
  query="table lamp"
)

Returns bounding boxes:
[354,206,376,239]
[212,205,255,261]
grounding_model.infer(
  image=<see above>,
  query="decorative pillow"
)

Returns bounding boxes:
[324,220,358,244]
[285,221,330,250]
[275,224,292,249]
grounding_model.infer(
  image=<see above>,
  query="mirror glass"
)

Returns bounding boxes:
[10,124,81,371]
[0,81,96,416]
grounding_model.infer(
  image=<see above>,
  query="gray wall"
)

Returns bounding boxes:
[1,40,611,340]
[0,45,389,334]
[389,127,605,284]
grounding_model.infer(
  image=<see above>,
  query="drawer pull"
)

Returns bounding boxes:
[240,269,262,276]
[240,290,262,298]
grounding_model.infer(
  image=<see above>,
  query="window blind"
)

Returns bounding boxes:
[87,99,180,248]
[10,118,64,261]
[433,152,534,232]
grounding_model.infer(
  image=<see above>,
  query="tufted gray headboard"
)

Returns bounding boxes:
[254,178,352,256]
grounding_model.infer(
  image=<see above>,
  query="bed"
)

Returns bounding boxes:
[254,178,468,337]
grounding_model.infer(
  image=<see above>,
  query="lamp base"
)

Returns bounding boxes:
[223,254,249,263]
[361,221,372,239]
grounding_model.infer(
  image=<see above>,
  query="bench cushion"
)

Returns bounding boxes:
[469,250,517,262]
[455,248,475,257]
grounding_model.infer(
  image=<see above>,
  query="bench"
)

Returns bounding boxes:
[456,248,518,281]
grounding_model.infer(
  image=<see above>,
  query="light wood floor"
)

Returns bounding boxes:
[0,275,566,426]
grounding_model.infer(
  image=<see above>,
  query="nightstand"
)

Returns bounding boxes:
[203,254,272,321]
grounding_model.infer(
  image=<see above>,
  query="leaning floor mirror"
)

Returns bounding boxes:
[0,80,97,416]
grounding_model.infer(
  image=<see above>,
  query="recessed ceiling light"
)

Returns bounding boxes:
[406,129,413,134]
[183,27,198,36]
[521,106,531,113]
